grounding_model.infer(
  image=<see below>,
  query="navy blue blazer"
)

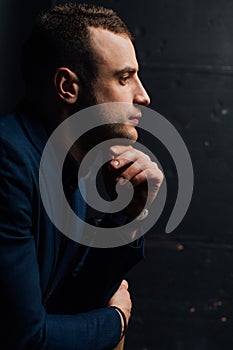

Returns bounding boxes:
[0,111,144,349]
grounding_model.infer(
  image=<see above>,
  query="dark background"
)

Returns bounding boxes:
[1,0,233,349]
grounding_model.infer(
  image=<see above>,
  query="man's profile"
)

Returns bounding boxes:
[0,3,163,349]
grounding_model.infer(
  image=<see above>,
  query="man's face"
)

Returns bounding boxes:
[89,27,150,140]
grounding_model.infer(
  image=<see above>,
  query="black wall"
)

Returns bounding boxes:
[3,1,233,349]
[0,0,51,116]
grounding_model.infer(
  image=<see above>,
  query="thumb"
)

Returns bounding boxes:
[120,279,129,290]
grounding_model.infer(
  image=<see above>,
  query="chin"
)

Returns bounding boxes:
[107,123,138,143]
[76,123,138,157]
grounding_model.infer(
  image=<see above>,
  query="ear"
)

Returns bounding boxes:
[54,67,79,104]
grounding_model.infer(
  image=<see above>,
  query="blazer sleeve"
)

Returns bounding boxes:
[0,138,122,349]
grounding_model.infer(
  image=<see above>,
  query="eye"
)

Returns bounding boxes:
[119,75,130,85]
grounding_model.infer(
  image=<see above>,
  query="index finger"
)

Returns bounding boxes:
[110,145,133,157]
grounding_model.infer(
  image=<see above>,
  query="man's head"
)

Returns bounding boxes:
[22,3,132,103]
[22,3,150,154]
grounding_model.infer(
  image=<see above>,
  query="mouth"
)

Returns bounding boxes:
[128,114,142,125]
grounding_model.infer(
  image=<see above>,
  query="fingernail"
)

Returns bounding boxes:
[111,159,119,167]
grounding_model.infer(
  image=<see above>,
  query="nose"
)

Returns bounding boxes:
[133,78,150,106]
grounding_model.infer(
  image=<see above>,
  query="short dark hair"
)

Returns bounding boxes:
[21,2,132,89]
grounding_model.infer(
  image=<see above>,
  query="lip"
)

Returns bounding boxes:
[128,114,142,125]
[129,118,139,125]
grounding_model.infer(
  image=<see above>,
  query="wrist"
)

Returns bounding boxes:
[115,309,124,338]
[109,306,128,340]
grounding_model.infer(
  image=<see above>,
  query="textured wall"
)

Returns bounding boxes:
[52,1,233,349]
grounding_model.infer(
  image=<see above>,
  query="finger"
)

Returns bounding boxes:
[110,145,133,157]
[120,279,129,290]
[115,160,160,182]
[116,161,149,182]
[131,168,164,188]
[109,150,150,169]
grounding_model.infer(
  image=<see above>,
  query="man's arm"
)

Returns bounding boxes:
[0,139,125,350]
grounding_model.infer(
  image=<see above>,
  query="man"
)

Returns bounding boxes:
[0,3,163,349]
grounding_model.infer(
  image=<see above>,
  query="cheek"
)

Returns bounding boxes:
[95,82,131,103]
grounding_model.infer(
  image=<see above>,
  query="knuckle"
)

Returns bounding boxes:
[151,161,158,168]
[137,150,151,161]
[158,169,164,182]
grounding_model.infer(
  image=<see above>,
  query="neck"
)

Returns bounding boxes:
[20,96,71,136]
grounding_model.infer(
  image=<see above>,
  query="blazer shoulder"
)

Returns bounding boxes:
[0,113,28,144]
[0,113,48,157]
[0,115,41,185]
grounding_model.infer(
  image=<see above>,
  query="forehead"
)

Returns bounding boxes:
[88,27,138,71]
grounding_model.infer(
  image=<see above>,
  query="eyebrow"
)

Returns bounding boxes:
[114,66,139,76]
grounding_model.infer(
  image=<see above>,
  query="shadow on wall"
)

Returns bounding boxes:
[0,0,50,116]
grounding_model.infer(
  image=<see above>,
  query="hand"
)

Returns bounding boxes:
[108,279,132,327]
[107,145,164,219]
